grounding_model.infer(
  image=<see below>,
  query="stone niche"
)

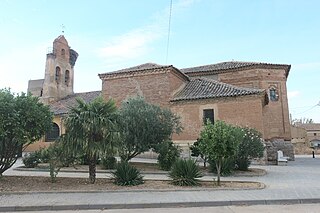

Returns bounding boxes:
[265,139,295,164]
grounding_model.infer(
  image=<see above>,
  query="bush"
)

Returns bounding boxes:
[38,148,50,163]
[154,140,181,171]
[169,158,203,186]
[209,157,235,176]
[112,162,144,186]
[236,127,264,171]
[190,138,209,168]
[236,158,251,171]
[22,152,41,168]
[77,154,90,165]
[101,156,117,169]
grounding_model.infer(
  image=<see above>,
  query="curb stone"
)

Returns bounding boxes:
[1,198,320,212]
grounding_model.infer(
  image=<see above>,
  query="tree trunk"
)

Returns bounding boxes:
[88,154,97,184]
[216,159,221,186]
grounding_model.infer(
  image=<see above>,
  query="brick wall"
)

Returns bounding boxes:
[101,68,187,108]
[170,95,265,145]
[218,68,291,140]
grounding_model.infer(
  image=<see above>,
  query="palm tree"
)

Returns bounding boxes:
[63,96,117,184]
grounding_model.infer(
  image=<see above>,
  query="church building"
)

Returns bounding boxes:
[26,35,294,161]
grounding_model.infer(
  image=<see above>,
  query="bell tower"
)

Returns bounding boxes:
[41,35,78,103]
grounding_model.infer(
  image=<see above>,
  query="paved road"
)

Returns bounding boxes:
[2,204,320,213]
[1,155,320,212]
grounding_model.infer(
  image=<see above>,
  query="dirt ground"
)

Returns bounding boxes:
[0,176,264,193]
[0,162,265,193]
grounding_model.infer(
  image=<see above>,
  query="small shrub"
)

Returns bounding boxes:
[209,158,235,176]
[236,158,251,171]
[47,144,63,183]
[38,148,50,163]
[22,152,41,168]
[169,158,203,186]
[77,154,90,165]
[112,162,144,186]
[101,156,117,169]
[154,140,181,171]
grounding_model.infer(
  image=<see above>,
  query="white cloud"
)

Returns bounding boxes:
[97,0,197,68]
[288,91,301,99]
[293,62,320,70]
[99,26,161,61]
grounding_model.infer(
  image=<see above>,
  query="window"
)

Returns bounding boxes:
[45,123,60,142]
[61,49,65,56]
[203,109,214,124]
[314,133,317,136]
[65,70,70,85]
[269,87,279,101]
[55,66,61,83]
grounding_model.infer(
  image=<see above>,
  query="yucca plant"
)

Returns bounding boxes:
[169,158,203,186]
[112,162,144,186]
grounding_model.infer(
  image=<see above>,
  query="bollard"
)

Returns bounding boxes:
[312,151,315,158]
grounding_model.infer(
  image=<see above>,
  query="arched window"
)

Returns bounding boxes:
[45,123,60,142]
[55,66,61,83]
[269,87,279,101]
[61,49,65,56]
[65,70,70,86]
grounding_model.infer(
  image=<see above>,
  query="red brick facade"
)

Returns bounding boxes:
[99,62,289,146]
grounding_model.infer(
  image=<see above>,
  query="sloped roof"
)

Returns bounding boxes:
[54,35,68,45]
[297,123,320,131]
[98,63,189,80]
[99,63,171,77]
[172,78,265,102]
[181,61,291,77]
[50,91,101,115]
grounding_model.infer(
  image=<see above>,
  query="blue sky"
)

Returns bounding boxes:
[0,0,319,122]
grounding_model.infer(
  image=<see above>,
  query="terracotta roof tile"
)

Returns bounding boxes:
[296,123,320,131]
[50,91,101,115]
[181,61,291,77]
[98,63,172,78]
[172,78,265,102]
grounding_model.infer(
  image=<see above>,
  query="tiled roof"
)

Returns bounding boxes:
[49,91,101,115]
[172,78,265,102]
[296,123,320,131]
[181,61,291,77]
[99,63,172,78]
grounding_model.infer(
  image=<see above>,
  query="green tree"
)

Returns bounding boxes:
[236,127,264,171]
[199,120,240,185]
[0,89,52,176]
[190,138,209,168]
[153,140,181,171]
[117,97,182,162]
[61,96,117,183]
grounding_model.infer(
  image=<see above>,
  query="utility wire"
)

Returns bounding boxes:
[294,103,319,115]
[165,0,173,64]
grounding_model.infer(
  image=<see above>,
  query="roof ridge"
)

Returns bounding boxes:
[194,77,264,92]
[181,61,289,70]
[99,62,172,76]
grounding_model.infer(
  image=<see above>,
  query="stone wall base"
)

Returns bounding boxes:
[265,139,295,164]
